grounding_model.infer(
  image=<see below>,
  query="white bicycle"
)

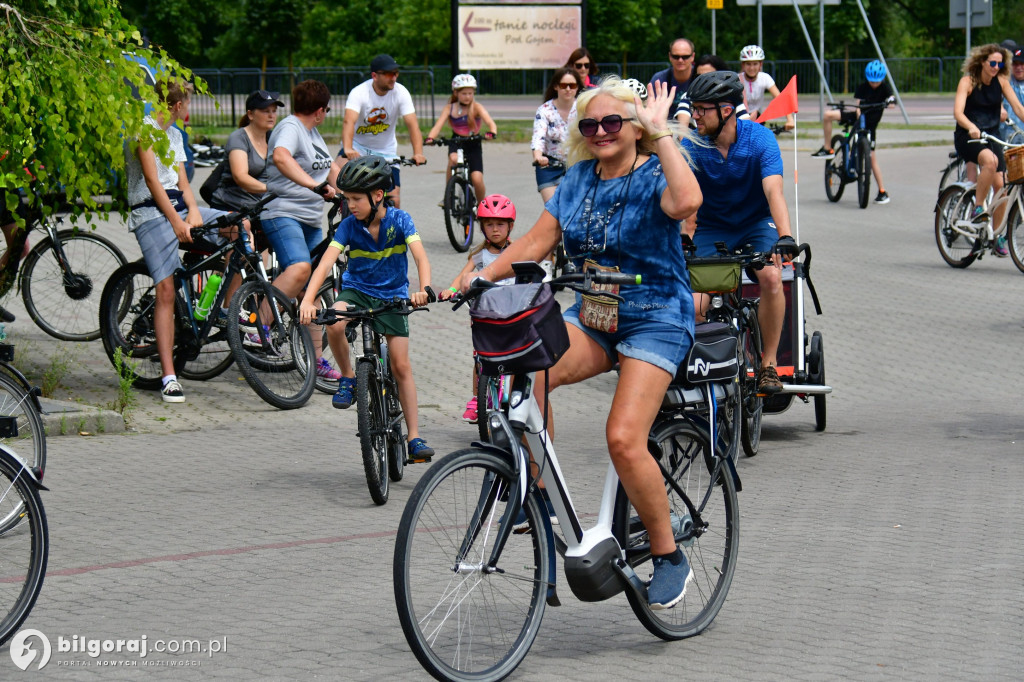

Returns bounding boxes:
[393,264,740,681]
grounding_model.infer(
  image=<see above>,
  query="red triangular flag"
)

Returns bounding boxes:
[755,75,798,123]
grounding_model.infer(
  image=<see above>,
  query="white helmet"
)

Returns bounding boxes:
[452,73,477,90]
[622,78,648,102]
[739,45,765,62]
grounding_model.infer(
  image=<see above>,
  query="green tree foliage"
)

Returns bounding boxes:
[0,1,198,223]
[120,0,229,67]
[381,0,450,67]
[297,0,386,68]
[586,0,661,67]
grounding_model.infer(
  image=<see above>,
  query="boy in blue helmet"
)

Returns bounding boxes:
[811,60,896,203]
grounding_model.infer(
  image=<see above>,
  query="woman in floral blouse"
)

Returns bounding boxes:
[531,67,583,202]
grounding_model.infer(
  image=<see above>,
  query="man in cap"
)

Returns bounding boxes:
[1000,48,1024,143]
[339,54,426,208]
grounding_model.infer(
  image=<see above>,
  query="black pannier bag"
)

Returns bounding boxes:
[675,322,739,386]
[470,282,570,376]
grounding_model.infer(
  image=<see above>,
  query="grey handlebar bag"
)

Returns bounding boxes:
[470,283,570,376]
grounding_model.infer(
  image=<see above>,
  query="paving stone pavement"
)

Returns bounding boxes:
[2,138,1022,680]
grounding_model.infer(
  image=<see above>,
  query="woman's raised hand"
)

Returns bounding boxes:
[637,80,675,135]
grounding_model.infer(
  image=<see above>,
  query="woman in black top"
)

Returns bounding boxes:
[954,44,1024,227]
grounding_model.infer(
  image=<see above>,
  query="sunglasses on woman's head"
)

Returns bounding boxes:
[578,114,636,137]
[989,60,1004,68]
[556,82,578,90]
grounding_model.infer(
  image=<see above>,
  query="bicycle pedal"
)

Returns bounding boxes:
[407,455,432,465]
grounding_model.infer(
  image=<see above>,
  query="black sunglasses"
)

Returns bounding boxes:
[670,53,694,60]
[574,61,591,69]
[578,115,636,137]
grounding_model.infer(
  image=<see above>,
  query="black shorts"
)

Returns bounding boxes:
[448,136,484,175]
[954,126,1005,171]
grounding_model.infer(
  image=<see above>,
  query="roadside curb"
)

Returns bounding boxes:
[37,397,127,437]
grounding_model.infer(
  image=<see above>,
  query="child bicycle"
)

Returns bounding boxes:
[823,99,892,209]
[0,307,46,473]
[428,135,491,252]
[393,263,739,682]
[313,286,436,506]
[100,193,317,409]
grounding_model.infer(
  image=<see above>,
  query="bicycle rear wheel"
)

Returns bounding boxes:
[99,261,179,391]
[740,312,763,458]
[856,135,872,208]
[357,360,390,505]
[934,185,979,268]
[394,448,549,682]
[177,263,234,381]
[938,157,966,193]
[613,420,738,640]
[312,281,340,394]
[824,136,846,202]
[0,447,48,646]
[444,176,475,252]
[226,280,315,410]
[0,373,45,473]
[20,230,127,342]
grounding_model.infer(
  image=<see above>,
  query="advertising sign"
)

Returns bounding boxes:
[457,6,583,69]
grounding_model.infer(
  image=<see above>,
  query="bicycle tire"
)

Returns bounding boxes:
[357,360,390,505]
[938,158,966,193]
[612,419,738,640]
[824,135,846,202]
[387,384,406,482]
[444,176,475,252]
[0,447,48,647]
[177,263,235,382]
[934,185,979,268]
[20,230,127,342]
[856,134,872,209]
[740,311,763,458]
[0,373,45,474]
[475,372,500,442]
[1008,201,1024,274]
[809,331,827,432]
[312,281,340,394]
[226,280,315,410]
[394,448,549,681]
[99,261,181,391]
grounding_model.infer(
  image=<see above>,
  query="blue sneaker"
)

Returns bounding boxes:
[332,376,356,409]
[407,437,434,463]
[648,550,694,610]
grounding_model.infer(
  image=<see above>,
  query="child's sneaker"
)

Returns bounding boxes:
[333,376,356,409]
[994,235,1009,257]
[407,437,434,463]
[462,397,478,423]
[316,357,342,380]
[161,379,185,403]
[811,146,835,159]
[874,191,890,204]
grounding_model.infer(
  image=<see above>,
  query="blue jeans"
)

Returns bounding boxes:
[260,216,322,269]
[563,303,692,376]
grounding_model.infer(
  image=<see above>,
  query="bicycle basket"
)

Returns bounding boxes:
[687,261,742,294]
[470,282,569,376]
[1005,146,1024,185]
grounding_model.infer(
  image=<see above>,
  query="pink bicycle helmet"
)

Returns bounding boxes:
[477,194,516,222]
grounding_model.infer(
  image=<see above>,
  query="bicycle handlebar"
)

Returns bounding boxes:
[426,133,493,146]
[532,154,566,170]
[827,99,893,112]
[452,269,640,311]
[313,287,437,324]
[190,191,277,238]
[968,131,1023,149]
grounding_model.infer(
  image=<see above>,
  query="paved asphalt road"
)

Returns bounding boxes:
[1,131,1021,680]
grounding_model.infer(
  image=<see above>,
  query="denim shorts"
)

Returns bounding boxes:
[694,216,778,258]
[535,164,566,191]
[260,216,322,269]
[563,302,692,376]
[134,208,228,284]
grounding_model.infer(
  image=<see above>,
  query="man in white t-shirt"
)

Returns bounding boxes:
[339,54,426,208]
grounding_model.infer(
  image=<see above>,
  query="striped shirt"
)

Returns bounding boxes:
[330,208,421,299]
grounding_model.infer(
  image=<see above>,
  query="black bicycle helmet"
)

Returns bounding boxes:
[686,71,744,106]
[336,155,393,193]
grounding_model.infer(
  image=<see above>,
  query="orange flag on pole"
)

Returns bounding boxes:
[755,75,799,123]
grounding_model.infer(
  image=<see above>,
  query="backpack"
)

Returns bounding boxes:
[199,157,228,206]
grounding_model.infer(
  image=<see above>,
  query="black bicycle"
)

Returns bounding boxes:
[100,193,317,409]
[823,99,892,209]
[314,287,435,505]
[429,135,487,252]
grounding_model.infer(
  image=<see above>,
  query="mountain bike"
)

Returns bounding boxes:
[429,135,487,253]
[394,265,739,681]
[934,133,1024,270]
[823,99,892,209]
[0,194,127,341]
[100,193,317,409]
[0,443,48,647]
[314,287,435,505]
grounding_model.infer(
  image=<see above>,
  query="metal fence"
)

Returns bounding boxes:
[190,57,966,128]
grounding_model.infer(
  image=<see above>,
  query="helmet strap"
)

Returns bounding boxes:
[359,191,386,229]
[707,104,736,142]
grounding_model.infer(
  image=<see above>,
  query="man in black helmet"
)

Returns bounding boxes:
[682,70,794,394]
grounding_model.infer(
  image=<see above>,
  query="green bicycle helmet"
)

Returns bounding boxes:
[336,155,393,193]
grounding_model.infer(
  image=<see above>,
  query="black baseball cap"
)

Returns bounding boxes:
[246,89,284,111]
[1013,49,1024,64]
[370,54,400,73]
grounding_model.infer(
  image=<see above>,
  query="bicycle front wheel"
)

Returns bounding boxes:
[20,230,127,342]
[226,280,315,409]
[612,420,738,640]
[1006,201,1024,274]
[740,312,763,458]
[0,373,45,474]
[934,185,979,268]
[856,135,872,208]
[475,372,502,442]
[357,360,390,505]
[444,176,475,252]
[824,135,846,202]
[0,447,48,646]
[178,263,234,382]
[394,448,549,682]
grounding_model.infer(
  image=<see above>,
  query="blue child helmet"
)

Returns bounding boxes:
[865,60,886,83]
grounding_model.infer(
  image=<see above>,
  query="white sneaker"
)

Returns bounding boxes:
[161,380,185,403]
